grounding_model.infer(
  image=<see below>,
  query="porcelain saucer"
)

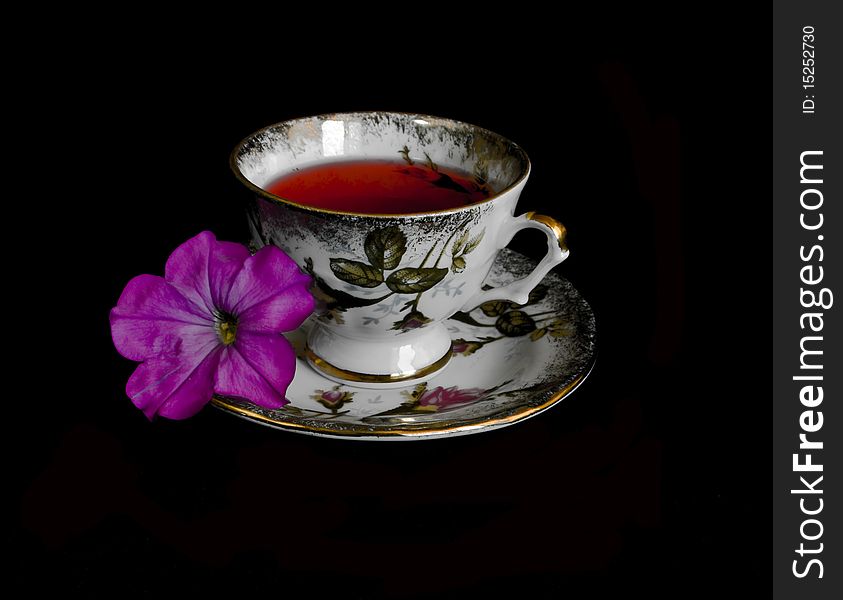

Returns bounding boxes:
[212,249,596,440]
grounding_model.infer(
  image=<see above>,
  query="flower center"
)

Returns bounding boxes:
[214,310,238,346]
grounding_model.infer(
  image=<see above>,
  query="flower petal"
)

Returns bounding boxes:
[111,316,217,363]
[225,244,312,315]
[110,274,215,361]
[163,231,216,314]
[238,282,315,334]
[126,343,222,420]
[209,240,251,311]
[214,331,296,409]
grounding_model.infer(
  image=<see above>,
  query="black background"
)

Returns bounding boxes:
[16,11,768,598]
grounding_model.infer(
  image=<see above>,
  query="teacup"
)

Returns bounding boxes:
[230,112,569,388]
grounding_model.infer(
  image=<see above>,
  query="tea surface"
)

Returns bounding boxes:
[265,159,492,214]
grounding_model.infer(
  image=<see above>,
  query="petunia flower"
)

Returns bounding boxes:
[110,231,314,420]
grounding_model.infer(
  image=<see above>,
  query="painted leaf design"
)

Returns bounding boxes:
[530,328,547,341]
[391,310,432,331]
[514,284,550,308]
[451,229,469,255]
[324,287,393,309]
[474,161,489,185]
[480,300,512,317]
[462,229,485,254]
[451,256,466,273]
[305,257,387,309]
[449,310,489,328]
[329,259,384,288]
[398,145,413,165]
[526,284,549,306]
[495,310,537,337]
[409,383,428,400]
[548,319,573,337]
[364,226,407,270]
[385,267,449,293]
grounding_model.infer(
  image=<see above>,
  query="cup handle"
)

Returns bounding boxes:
[460,211,569,310]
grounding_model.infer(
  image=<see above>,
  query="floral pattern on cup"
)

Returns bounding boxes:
[450,338,484,357]
[212,248,595,438]
[392,310,431,332]
[398,145,493,198]
[447,284,572,355]
[304,221,484,332]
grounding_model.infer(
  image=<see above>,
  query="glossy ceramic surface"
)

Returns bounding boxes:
[212,249,595,440]
[230,112,568,384]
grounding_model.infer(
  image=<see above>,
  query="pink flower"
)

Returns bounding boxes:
[450,338,483,357]
[321,390,344,402]
[312,386,354,410]
[391,310,432,332]
[110,231,314,420]
[417,386,487,410]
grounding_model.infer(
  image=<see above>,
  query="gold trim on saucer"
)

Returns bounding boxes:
[304,346,452,384]
[525,212,568,252]
[209,247,596,440]
[210,363,592,439]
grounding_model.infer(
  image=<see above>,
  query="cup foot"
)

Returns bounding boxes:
[305,322,453,389]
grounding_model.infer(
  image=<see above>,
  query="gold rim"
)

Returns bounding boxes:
[210,361,593,438]
[304,346,452,383]
[525,212,569,252]
[229,111,531,219]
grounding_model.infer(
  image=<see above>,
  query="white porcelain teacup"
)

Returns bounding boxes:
[231,112,569,388]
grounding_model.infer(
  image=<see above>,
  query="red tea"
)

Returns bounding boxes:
[264,159,492,214]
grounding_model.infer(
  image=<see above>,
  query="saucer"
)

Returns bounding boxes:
[211,249,596,440]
